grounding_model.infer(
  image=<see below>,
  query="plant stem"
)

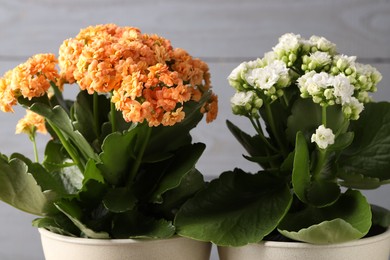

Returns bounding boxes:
[30,134,39,163]
[93,92,101,137]
[322,105,327,127]
[110,101,117,133]
[249,117,278,152]
[47,121,85,173]
[127,125,152,186]
[264,102,287,157]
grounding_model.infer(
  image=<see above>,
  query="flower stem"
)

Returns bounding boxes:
[30,134,39,163]
[127,125,152,186]
[264,102,287,157]
[110,101,117,133]
[322,105,327,127]
[249,117,278,152]
[47,120,85,173]
[93,92,101,137]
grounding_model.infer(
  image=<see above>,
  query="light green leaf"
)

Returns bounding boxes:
[278,189,372,244]
[175,169,292,246]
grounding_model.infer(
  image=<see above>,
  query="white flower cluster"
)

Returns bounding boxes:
[228,33,382,121]
[230,91,263,117]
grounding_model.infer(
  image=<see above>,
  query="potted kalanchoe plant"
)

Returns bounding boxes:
[175,33,390,259]
[0,24,218,260]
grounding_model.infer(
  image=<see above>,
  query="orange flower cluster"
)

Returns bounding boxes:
[0,24,217,129]
[15,110,47,136]
[59,24,217,126]
[0,53,59,112]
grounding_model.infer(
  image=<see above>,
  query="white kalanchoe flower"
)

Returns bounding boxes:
[299,72,330,98]
[309,35,337,54]
[311,125,335,149]
[231,91,254,107]
[331,74,354,105]
[247,60,290,91]
[332,54,356,75]
[228,59,264,90]
[307,51,332,71]
[342,97,364,120]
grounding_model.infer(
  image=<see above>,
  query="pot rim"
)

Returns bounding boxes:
[38,228,187,245]
[256,227,390,249]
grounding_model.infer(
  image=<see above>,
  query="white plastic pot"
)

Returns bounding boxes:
[218,227,390,260]
[39,228,211,260]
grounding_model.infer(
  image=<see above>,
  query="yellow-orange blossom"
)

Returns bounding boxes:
[0,24,218,130]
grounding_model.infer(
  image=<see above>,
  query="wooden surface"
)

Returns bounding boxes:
[0,1,389,259]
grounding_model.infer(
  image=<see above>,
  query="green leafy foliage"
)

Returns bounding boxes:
[175,170,292,246]
[1,89,210,240]
[278,190,372,244]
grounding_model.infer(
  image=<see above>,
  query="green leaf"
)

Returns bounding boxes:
[149,143,206,203]
[337,102,390,185]
[278,189,372,244]
[371,204,390,228]
[29,103,99,162]
[0,154,55,216]
[32,215,79,237]
[292,132,311,204]
[97,128,138,185]
[103,188,137,213]
[72,91,110,144]
[175,169,292,246]
[292,132,340,207]
[83,159,105,184]
[226,120,269,159]
[152,169,206,220]
[112,211,175,239]
[11,153,68,195]
[41,141,83,194]
[55,200,110,238]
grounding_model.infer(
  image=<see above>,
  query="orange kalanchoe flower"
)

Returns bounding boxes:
[0,54,60,113]
[58,24,218,127]
[15,110,47,136]
[0,71,17,112]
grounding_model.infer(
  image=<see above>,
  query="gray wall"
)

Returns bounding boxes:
[0,0,389,259]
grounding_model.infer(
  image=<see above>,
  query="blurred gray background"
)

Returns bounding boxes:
[0,0,389,259]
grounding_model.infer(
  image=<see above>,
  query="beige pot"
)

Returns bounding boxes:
[39,228,211,260]
[218,227,390,260]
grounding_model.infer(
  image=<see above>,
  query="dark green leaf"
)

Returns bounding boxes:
[292,132,311,204]
[175,169,292,246]
[55,200,110,238]
[97,128,138,185]
[103,188,137,213]
[286,98,345,144]
[371,204,390,228]
[149,143,206,203]
[152,169,206,220]
[337,102,390,184]
[112,211,175,239]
